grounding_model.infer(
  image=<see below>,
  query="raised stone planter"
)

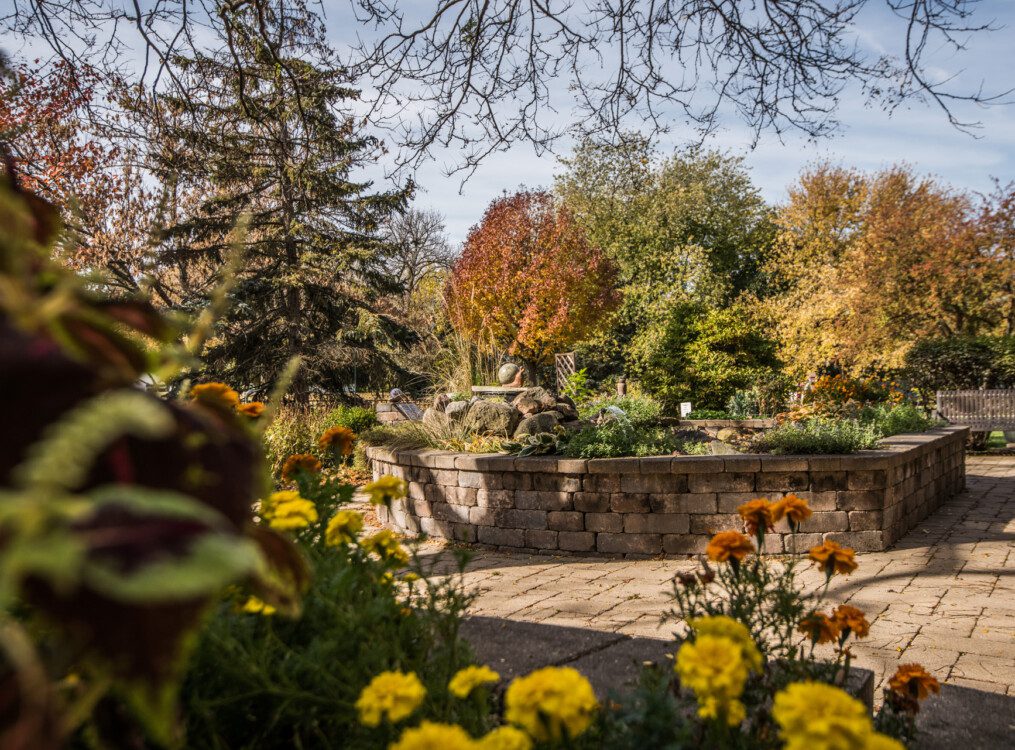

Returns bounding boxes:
[365,426,968,557]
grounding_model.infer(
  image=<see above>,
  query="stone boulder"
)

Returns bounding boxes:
[433,393,451,413]
[422,407,450,431]
[511,387,558,416]
[554,401,579,421]
[463,399,520,437]
[513,410,561,438]
[716,427,741,443]
[445,400,470,422]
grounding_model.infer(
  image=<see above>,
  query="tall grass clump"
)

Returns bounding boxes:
[754,419,882,454]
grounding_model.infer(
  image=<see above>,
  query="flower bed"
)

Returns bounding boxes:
[366,426,967,556]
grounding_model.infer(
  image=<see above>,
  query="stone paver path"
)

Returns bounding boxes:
[422,455,1015,698]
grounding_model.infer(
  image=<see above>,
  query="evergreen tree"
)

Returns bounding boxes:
[143,1,411,399]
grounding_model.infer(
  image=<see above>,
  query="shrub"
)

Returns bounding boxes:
[686,408,731,420]
[904,335,1015,392]
[862,403,940,437]
[753,419,881,454]
[579,394,663,427]
[561,367,596,405]
[263,405,336,475]
[562,422,707,459]
[327,404,380,433]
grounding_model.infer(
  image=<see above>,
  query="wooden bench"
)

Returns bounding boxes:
[935,389,1015,431]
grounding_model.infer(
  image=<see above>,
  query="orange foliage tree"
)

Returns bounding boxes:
[0,60,151,291]
[446,191,620,376]
[768,164,1007,374]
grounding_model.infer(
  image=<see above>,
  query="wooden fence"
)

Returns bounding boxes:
[935,389,1015,431]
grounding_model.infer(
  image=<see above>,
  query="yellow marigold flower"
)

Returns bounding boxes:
[281,453,322,482]
[888,663,940,701]
[319,425,356,456]
[241,596,276,616]
[355,670,426,727]
[401,572,421,583]
[688,615,763,672]
[504,666,597,742]
[706,531,755,564]
[809,540,858,577]
[236,401,265,417]
[268,496,318,531]
[363,475,408,505]
[675,635,749,726]
[258,489,299,519]
[325,509,364,546]
[832,604,870,639]
[773,681,873,750]
[737,498,774,536]
[191,382,240,410]
[771,493,813,529]
[362,529,410,565]
[390,721,477,750]
[478,726,532,750]
[379,571,394,586]
[798,612,841,645]
[449,665,500,698]
[865,733,906,750]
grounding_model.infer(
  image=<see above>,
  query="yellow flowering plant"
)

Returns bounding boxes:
[503,666,598,742]
[449,665,501,699]
[356,670,427,727]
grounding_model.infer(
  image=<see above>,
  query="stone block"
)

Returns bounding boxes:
[836,489,885,511]
[451,523,477,543]
[624,513,689,534]
[558,531,596,552]
[573,492,611,512]
[476,489,516,508]
[671,456,724,473]
[501,472,534,491]
[690,514,741,535]
[433,503,470,523]
[756,472,810,492]
[687,472,755,493]
[610,493,651,513]
[797,511,849,533]
[639,456,675,474]
[455,454,515,471]
[823,530,885,552]
[534,473,582,493]
[663,535,709,554]
[722,456,762,472]
[620,473,688,494]
[584,474,621,493]
[759,456,810,472]
[847,510,884,531]
[497,509,548,530]
[447,486,479,506]
[718,492,766,513]
[524,529,558,549]
[458,470,502,490]
[810,471,847,492]
[476,526,524,547]
[411,498,433,517]
[597,533,662,554]
[515,490,572,511]
[847,470,888,490]
[433,469,459,486]
[547,511,584,531]
[584,513,623,533]
[587,458,641,474]
[649,493,718,514]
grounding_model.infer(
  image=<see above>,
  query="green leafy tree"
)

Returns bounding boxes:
[556,135,776,382]
[140,2,410,399]
[636,301,782,411]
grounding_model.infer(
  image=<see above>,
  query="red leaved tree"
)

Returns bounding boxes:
[446,190,620,379]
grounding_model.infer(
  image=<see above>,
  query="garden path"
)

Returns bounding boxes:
[414,455,1015,698]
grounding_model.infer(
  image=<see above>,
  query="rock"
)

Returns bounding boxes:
[422,407,450,431]
[445,400,470,421]
[554,401,579,420]
[433,393,451,413]
[707,440,742,455]
[463,399,520,437]
[716,427,741,442]
[512,387,558,416]
[498,363,521,385]
[514,411,561,438]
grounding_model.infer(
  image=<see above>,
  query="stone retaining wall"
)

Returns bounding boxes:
[366,426,968,556]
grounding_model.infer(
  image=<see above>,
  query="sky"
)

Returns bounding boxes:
[332,1,1015,244]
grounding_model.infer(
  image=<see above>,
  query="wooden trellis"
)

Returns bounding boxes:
[936,389,1015,430]
[555,351,577,393]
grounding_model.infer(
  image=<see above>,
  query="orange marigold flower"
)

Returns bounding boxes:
[706,531,755,564]
[889,664,940,700]
[191,382,240,410]
[808,540,858,577]
[237,401,265,418]
[831,605,870,639]
[771,493,813,528]
[737,499,774,536]
[798,612,840,645]
[281,453,322,481]
[319,425,356,456]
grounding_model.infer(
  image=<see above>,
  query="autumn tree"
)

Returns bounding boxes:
[769,163,1004,375]
[446,191,619,381]
[135,2,411,399]
[0,60,152,292]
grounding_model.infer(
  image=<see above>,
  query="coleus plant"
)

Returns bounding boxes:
[0,157,307,748]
